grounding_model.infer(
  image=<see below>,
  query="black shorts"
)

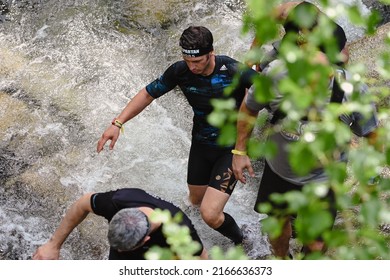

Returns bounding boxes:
[187,141,237,195]
[255,161,336,218]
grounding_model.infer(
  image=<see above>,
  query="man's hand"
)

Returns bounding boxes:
[32,242,60,260]
[96,125,121,153]
[232,154,255,184]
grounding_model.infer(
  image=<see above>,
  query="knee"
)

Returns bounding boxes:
[199,205,223,228]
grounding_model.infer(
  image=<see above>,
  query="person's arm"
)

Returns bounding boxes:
[232,100,260,184]
[32,193,94,260]
[96,87,155,152]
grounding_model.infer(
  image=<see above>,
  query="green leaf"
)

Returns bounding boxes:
[217,123,237,146]
[288,142,318,176]
[257,202,272,213]
[209,246,248,260]
[366,11,382,34]
[283,191,308,212]
[261,216,284,239]
[145,247,175,260]
[360,200,381,227]
[347,6,366,25]
[323,229,350,248]
[252,75,275,103]
[210,98,236,110]
[286,0,319,29]
[247,138,277,159]
[295,209,333,242]
[325,162,347,185]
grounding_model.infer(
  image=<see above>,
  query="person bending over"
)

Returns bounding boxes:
[33,188,207,260]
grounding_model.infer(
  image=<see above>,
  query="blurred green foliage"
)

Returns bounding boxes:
[210,0,390,260]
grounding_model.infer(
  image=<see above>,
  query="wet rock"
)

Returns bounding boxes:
[362,0,390,25]
[0,0,9,12]
[348,22,390,87]
[0,149,29,182]
[0,0,9,22]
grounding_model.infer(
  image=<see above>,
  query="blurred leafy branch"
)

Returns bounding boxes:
[208,0,390,260]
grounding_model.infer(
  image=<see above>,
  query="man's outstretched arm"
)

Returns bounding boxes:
[32,193,94,260]
[96,87,155,153]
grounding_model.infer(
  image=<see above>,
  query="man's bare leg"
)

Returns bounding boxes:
[188,184,208,206]
[269,217,292,258]
[200,187,243,244]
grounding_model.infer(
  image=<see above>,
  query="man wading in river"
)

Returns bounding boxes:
[97,26,257,245]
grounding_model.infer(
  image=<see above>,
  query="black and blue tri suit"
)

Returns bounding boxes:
[146,55,256,194]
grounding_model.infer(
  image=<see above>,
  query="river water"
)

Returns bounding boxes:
[0,0,373,260]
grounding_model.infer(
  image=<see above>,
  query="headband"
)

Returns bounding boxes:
[182,46,213,57]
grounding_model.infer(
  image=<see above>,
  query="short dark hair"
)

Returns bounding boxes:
[179,26,214,50]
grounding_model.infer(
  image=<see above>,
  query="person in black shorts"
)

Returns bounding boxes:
[32,188,208,260]
[97,26,257,244]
